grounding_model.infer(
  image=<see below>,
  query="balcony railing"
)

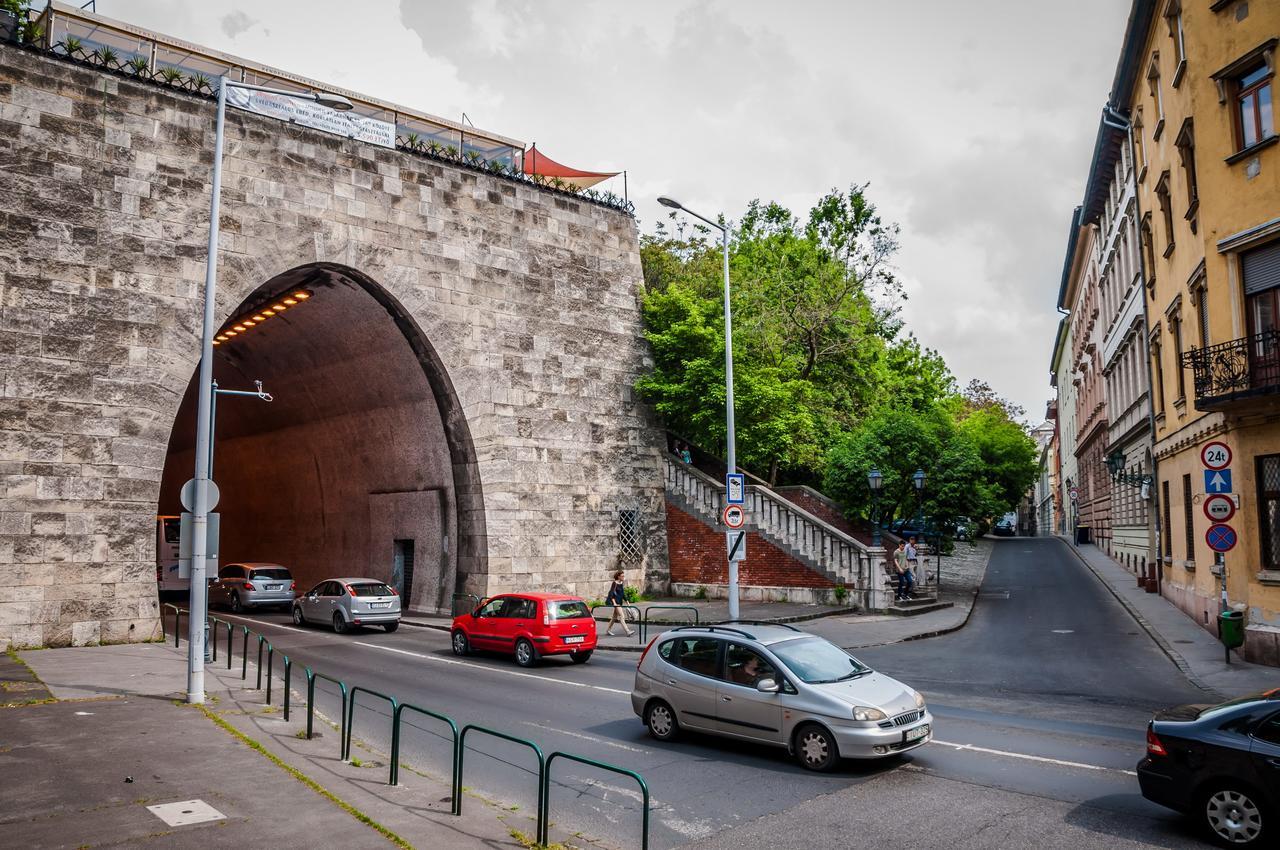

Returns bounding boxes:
[1182,330,1280,410]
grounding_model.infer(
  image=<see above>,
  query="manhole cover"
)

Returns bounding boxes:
[147,800,226,827]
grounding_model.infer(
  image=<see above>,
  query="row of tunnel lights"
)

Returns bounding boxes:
[212,290,311,346]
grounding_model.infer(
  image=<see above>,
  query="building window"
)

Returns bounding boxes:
[1243,241,1280,386]
[1236,64,1274,151]
[1197,285,1210,347]
[1148,53,1165,139]
[1182,474,1195,563]
[1161,479,1172,559]
[1258,454,1280,568]
[1164,1,1186,84]
[1170,312,1186,401]
[1155,172,1175,256]
[1175,118,1198,224]
[1151,335,1167,413]
[1141,214,1156,283]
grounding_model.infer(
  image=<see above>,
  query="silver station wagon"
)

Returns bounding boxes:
[632,623,932,771]
[292,577,401,633]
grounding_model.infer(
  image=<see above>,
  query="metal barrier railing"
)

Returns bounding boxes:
[159,605,649,834]
[451,592,481,616]
[458,725,545,829]
[391,703,459,805]
[306,668,348,753]
[540,751,650,850]
[590,604,643,644]
[345,686,399,771]
[641,605,700,641]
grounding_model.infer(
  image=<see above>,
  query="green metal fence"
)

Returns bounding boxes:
[391,703,459,804]
[540,751,650,850]
[305,668,348,753]
[458,724,545,826]
[641,605,700,641]
[345,686,399,776]
[590,604,643,644]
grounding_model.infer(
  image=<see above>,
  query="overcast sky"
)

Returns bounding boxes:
[99,0,1130,421]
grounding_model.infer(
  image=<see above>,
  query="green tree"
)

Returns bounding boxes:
[958,407,1039,512]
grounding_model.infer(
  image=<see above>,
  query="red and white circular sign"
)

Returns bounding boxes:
[1201,441,1232,471]
[1203,494,1236,523]
[722,504,746,529]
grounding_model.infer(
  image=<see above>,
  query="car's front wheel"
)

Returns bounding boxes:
[1202,784,1266,848]
[451,630,470,656]
[332,613,349,635]
[292,606,306,627]
[645,700,678,741]
[794,723,839,772]
[569,649,592,664]
[514,638,538,668]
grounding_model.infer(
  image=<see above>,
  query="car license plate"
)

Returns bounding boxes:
[267,584,282,590]
[904,724,930,742]
[369,602,390,609]
[563,635,585,644]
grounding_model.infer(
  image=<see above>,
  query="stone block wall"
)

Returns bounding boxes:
[0,45,667,648]
[665,502,833,589]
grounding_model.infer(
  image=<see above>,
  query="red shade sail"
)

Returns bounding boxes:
[523,144,619,190]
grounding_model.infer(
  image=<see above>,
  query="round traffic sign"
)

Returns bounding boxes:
[722,504,746,529]
[180,478,220,512]
[1205,523,1238,553]
[1203,494,1236,523]
[1201,441,1232,471]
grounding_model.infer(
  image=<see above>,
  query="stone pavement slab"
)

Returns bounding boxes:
[1,650,53,706]
[1061,539,1278,699]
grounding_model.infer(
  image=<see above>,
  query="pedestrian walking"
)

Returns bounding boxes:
[605,569,633,636]
[893,540,910,601]
[903,537,919,598]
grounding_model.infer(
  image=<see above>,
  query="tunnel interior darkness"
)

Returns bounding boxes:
[159,264,463,613]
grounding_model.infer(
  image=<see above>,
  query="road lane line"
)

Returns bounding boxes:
[932,739,1139,776]
[352,641,632,696]
[518,721,647,753]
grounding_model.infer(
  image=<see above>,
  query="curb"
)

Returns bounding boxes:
[1055,537,1221,697]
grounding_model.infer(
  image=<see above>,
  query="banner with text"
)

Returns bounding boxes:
[225,86,395,149]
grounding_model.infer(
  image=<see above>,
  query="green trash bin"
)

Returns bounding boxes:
[1218,611,1245,649]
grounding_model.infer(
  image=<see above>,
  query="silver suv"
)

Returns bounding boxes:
[209,563,295,613]
[632,623,932,771]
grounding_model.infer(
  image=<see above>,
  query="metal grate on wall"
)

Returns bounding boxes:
[618,509,644,563]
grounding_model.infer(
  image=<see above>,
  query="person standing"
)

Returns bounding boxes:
[903,537,919,599]
[679,443,692,465]
[893,541,910,601]
[605,570,633,636]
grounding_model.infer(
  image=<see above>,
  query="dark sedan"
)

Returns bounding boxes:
[1137,689,1280,847]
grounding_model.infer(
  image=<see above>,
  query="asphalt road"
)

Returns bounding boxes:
[206,537,1218,849]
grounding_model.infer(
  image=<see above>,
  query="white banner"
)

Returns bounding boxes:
[225,85,395,149]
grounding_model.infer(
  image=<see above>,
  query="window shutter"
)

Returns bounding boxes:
[1243,241,1280,296]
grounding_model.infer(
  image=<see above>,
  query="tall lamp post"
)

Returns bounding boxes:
[656,195,739,619]
[912,468,927,585]
[186,78,354,705]
[868,468,884,548]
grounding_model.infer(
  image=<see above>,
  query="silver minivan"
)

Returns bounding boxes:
[632,623,932,771]
[292,577,401,633]
[209,562,296,613]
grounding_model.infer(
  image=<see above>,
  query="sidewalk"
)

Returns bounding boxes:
[1,642,567,850]
[404,540,994,653]
[1061,538,1278,698]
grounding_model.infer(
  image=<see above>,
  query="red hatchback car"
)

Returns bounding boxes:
[451,593,597,666]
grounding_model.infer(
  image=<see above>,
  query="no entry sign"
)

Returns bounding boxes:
[1201,441,1232,470]
[1203,494,1236,523]
[1205,523,1238,553]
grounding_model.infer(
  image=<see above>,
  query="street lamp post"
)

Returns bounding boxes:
[186,78,353,705]
[657,195,739,619]
[867,468,883,548]
[912,468,927,586]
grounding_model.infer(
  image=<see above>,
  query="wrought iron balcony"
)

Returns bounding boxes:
[1182,330,1280,411]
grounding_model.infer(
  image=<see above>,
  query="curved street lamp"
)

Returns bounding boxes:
[658,195,739,619]
[867,468,884,547]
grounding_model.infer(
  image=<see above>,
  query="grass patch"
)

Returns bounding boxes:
[508,828,567,850]
[196,706,412,850]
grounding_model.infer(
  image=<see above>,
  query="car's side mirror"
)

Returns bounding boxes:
[756,678,780,694]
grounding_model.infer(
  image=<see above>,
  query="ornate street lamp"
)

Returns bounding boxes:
[867,468,884,547]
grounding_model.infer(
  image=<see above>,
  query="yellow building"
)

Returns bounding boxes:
[1112,0,1280,663]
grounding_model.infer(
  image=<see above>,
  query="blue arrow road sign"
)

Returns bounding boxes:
[1204,469,1232,494]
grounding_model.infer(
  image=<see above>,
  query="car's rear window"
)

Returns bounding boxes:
[552,601,590,619]
[349,583,395,597]
[250,568,291,581]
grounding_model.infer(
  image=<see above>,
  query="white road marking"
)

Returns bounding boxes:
[218,614,313,636]
[353,641,633,696]
[1051,630,1075,634]
[518,721,647,753]
[932,739,1138,776]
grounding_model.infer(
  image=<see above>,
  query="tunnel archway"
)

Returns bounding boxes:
[159,263,484,613]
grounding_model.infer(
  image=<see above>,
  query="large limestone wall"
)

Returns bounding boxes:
[0,45,668,648]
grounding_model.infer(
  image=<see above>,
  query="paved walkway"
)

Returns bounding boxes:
[403,540,995,652]
[3,642,572,850]
[1059,537,1277,697]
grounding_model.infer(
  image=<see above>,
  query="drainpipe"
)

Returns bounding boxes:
[1102,103,1163,592]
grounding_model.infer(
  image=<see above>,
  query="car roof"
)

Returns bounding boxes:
[660,623,813,646]
[226,562,289,569]
[490,592,584,601]
[324,577,390,584]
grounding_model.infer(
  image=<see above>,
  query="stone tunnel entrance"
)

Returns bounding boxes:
[158,263,482,614]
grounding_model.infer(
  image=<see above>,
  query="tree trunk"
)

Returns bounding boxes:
[768,458,779,488]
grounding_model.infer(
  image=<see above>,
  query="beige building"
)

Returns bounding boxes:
[1112,0,1280,663]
